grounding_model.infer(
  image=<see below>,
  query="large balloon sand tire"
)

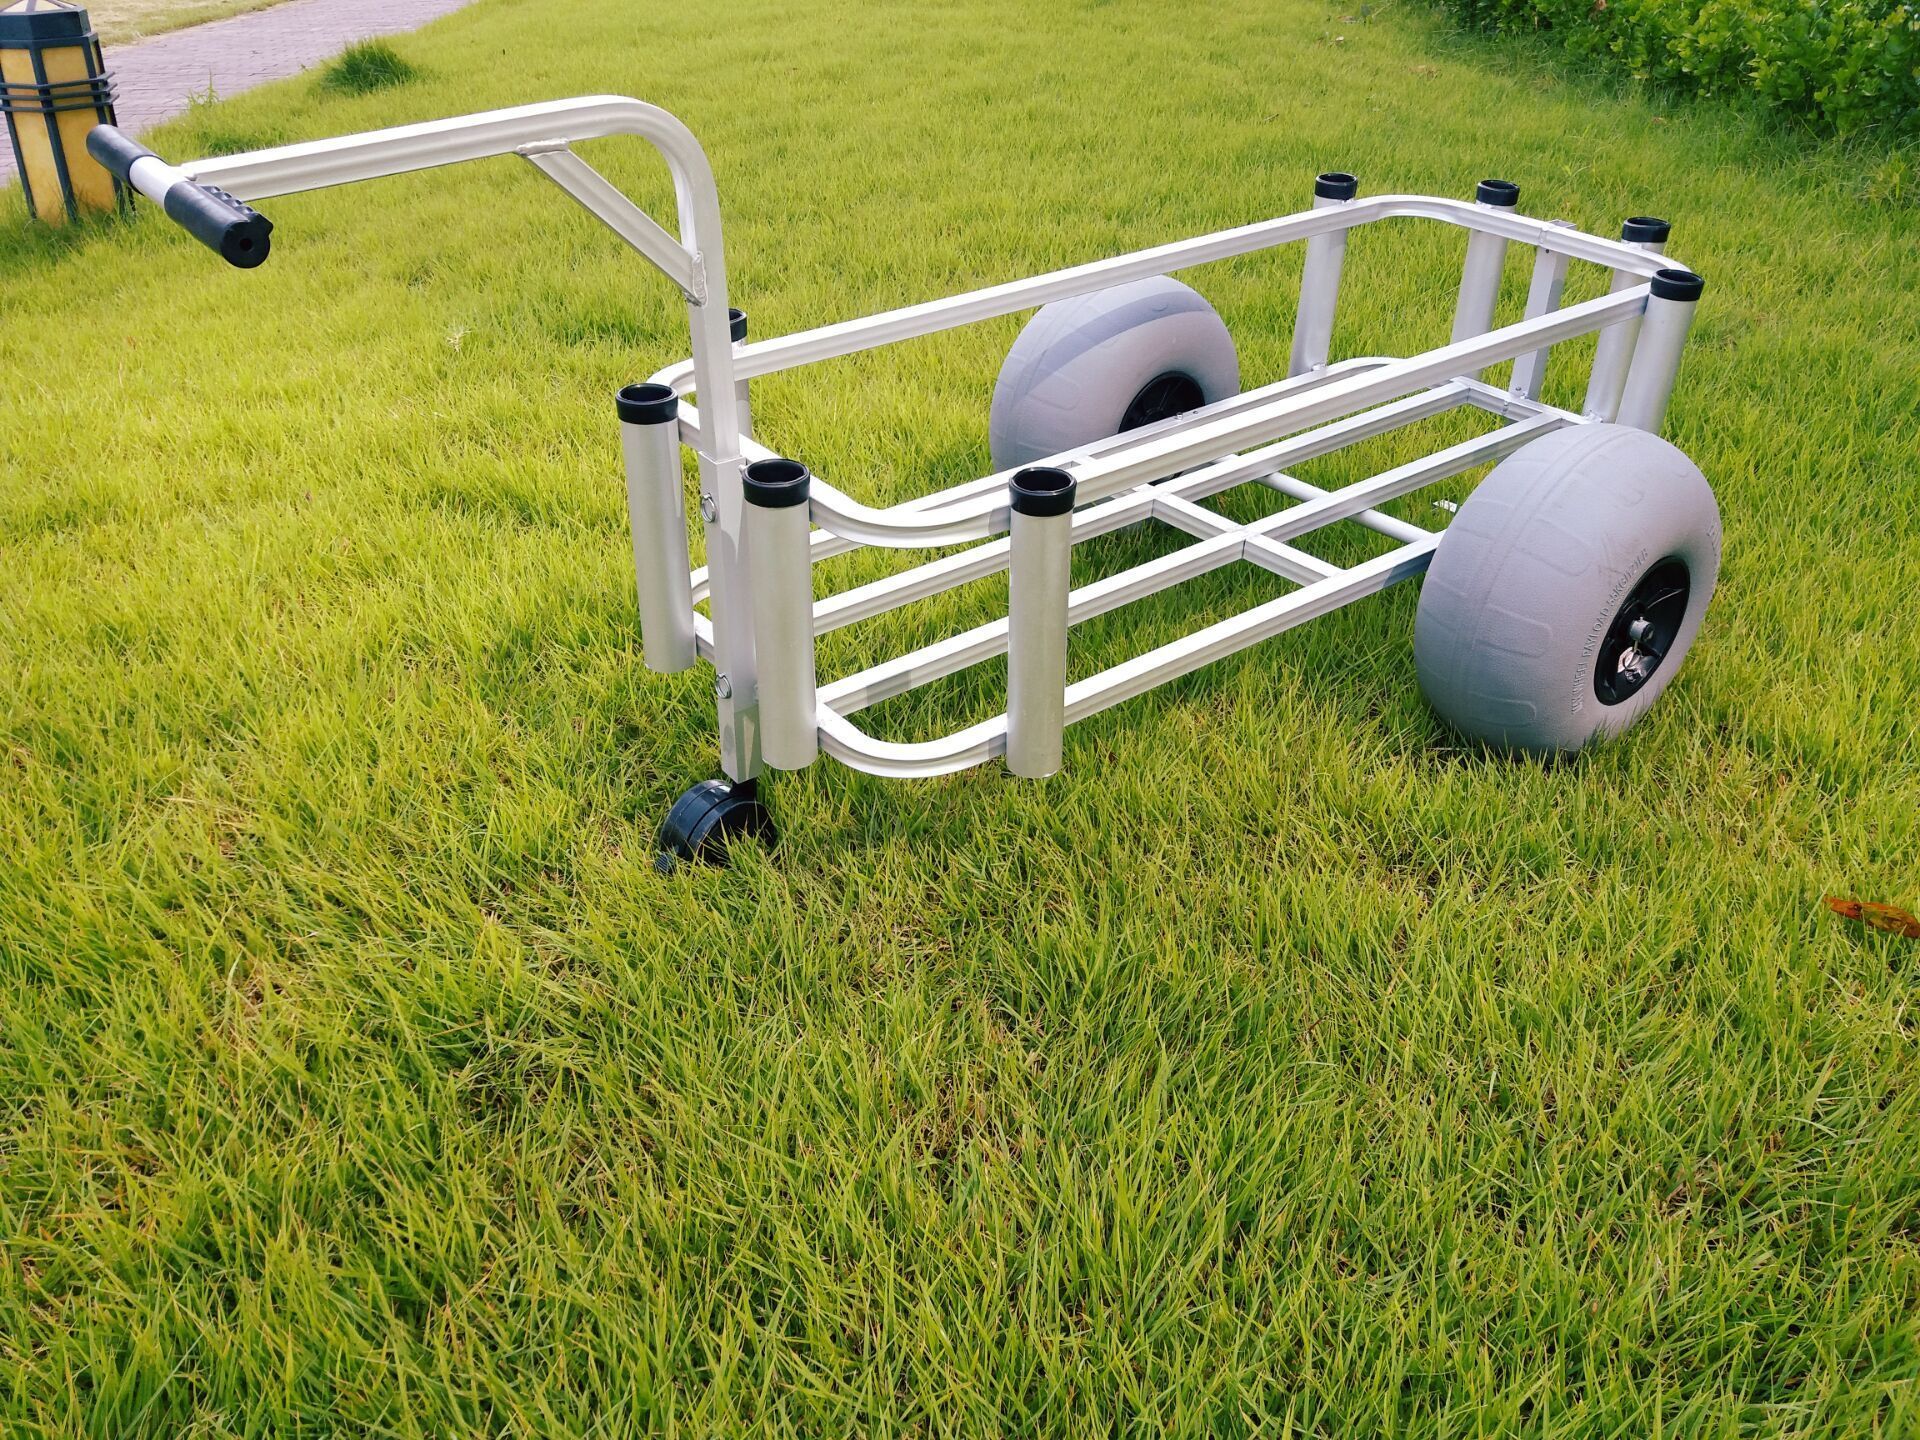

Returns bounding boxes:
[988,276,1238,471]
[1415,423,1720,754]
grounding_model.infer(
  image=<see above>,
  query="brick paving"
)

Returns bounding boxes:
[4,0,478,183]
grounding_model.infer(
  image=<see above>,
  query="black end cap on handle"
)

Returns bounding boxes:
[1476,178,1520,207]
[162,181,273,268]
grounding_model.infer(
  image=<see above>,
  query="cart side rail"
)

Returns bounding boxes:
[665,283,1648,552]
[720,193,1674,385]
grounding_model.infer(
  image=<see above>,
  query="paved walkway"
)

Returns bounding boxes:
[4,0,478,183]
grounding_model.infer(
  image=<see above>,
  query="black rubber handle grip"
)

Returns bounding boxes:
[85,124,273,269]
[163,182,272,268]
[86,124,149,182]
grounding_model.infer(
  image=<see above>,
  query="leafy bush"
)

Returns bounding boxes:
[1433,0,1920,139]
[317,40,422,96]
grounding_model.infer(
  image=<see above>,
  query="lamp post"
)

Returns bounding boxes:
[1,1,122,224]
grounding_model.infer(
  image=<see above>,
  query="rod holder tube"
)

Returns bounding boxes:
[1449,181,1519,368]
[1508,219,1575,400]
[1005,467,1077,779]
[615,383,697,672]
[742,458,818,770]
[1584,217,1669,421]
[1616,269,1703,434]
[1288,172,1357,377]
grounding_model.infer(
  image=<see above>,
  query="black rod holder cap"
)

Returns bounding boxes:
[729,307,747,343]
[1010,466,1077,518]
[743,457,810,508]
[1650,268,1705,302]
[1475,178,1520,207]
[1622,216,1671,244]
[616,382,679,425]
[1314,171,1358,201]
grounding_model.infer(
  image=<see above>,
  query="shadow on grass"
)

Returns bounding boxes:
[0,199,139,282]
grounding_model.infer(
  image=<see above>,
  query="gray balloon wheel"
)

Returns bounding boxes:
[988,276,1239,471]
[1414,423,1720,754]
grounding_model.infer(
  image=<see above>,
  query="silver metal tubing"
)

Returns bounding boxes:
[816,705,1002,781]
[708,375,1562,636]
[675,360,1413,610]
[1152,493,1343,584]
[615,384,697,672]
[1288,172,1357,376]
[1583,274,1644,420]
[810,492,1147,638]
[816,416,1546,723]
[1584,217,1669,421]
[664,351,1398,467]
[1449,181,1520,378]
[180,95,718,210]
[1451,229,1509,342]
[1005,468,1076,778]
[125,152,194,207]
[1616,269,1703,434]
[522,148,702,301]
[804,383,1472,637]
[1258,473,1433,545]
[1253,414,1559,542]
[177,95,764,780]
[786,286,1645,551]
[1509,220,1575,400]
[1058,536,1439,726]
[806,416,1559,780]
[724,194,1673,384]
[1454,375,1584,426]
[741,459,818,770]
[814,534,1440,780]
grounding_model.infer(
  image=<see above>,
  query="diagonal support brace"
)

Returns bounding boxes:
[518,144,706,303]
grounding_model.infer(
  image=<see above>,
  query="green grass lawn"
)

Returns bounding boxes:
[3,0,1918,1432]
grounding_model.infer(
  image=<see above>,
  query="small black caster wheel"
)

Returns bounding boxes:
[655,777,773,872]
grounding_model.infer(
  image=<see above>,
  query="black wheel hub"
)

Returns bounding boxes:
[1593,557,1690,706]
[1119,371,1205,433]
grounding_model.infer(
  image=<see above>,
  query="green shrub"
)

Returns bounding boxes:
[1432,0,1920,139]
[317,39,422,96]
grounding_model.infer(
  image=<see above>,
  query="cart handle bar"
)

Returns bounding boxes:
[87,125,273,269]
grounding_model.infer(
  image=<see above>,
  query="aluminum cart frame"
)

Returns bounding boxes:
[87,96,1705,850]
